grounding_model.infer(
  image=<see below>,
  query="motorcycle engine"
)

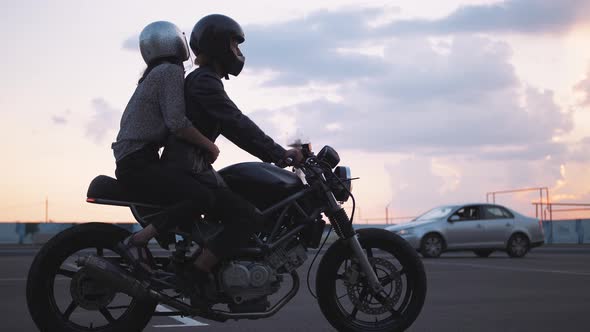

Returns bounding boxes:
[220,261,280,304]
[219,242,307,306]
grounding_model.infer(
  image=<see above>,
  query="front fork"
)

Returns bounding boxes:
[325,193,384,294]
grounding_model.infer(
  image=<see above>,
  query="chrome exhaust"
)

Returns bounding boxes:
[76,255,151,300]
[76,255,195,313]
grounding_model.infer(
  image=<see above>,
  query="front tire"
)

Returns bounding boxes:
[506,233,529,258]
[316,228,427,332]
[26,222,157,332]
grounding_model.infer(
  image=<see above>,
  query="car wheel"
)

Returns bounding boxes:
[507,233,529,258]
[474,250,494,258]
[420,234,444,258]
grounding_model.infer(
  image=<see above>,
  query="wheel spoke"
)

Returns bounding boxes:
[63,300,78,320]
[373,292,401,318]
[366,247,374,258]
[337,292,349,300]
[380,274,394,287]
[99,307,115,323]
[57,268,76,278]
[349,307,358,319]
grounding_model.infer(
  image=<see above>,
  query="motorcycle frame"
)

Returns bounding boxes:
[89,185,326,320]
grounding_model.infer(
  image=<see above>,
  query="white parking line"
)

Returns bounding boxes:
[153,305,208,328]
[425,261,590,276]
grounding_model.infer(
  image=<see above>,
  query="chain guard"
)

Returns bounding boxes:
[344,257,402,315]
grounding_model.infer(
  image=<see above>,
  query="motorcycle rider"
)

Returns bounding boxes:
[164,14,303,275]
[111,21,221,271]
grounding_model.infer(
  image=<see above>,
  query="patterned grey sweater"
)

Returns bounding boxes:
[112,63,192,162]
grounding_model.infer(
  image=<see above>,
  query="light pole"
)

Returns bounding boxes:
[385,202,392,225]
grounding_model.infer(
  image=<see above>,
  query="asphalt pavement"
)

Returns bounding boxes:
[2,246,590,331]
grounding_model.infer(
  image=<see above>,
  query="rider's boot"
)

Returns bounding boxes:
[117,233,155,276]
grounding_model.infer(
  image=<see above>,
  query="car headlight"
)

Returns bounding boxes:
[397,229,413,236]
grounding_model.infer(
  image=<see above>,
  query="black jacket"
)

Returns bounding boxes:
[161,66,286,174]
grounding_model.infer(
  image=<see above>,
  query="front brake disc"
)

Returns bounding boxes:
[345,257,402,315]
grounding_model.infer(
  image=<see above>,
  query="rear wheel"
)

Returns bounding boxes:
[420,233,444,258]
[26,222,157,332]
[316,228,427,332]
[507,233,529,258]
[474,250,494,258]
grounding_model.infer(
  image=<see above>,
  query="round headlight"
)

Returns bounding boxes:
[333,166,352,202]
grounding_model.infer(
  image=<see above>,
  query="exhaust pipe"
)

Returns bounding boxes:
[77,255,195,313]
[76,255,151,300]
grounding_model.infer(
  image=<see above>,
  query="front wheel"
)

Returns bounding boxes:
[26,222,157,332]
[316,228,427,332]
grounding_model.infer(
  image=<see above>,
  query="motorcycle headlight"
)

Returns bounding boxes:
[332,166,352,202]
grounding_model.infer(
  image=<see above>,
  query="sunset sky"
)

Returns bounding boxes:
[1,0,590,222]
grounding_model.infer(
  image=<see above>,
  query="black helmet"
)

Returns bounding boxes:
[190,14,245,77]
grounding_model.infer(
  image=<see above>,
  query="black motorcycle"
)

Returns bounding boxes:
[26,145,426,331]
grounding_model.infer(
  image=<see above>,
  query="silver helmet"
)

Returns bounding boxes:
[139,21,189,65]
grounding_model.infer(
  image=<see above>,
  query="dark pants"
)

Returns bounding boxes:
[115,147,261,258]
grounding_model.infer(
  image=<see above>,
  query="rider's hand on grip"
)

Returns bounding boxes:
[278,149,303,168]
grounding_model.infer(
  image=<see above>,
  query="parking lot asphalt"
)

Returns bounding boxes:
[2,246,590,332]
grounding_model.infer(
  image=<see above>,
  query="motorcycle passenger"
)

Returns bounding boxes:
[164,14,304,275]
[111,21,220,272]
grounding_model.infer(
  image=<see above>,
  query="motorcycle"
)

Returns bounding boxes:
[26,145,426,331]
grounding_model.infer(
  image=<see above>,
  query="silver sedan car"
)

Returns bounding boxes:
[385,203,545,258]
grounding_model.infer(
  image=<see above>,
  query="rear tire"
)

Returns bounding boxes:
[420,233,444,258]
[506,233,529,258]
[316,228,427,332]
[26,222,157,332]
[474,250,493,258]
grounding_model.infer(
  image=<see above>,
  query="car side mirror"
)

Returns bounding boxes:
[449,215,460,222]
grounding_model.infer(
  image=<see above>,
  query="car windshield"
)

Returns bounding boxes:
[413,206,454,222]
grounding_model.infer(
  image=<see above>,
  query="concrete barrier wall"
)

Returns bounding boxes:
[4,222,143,245]
[543,219,590,244]
[0,220,588,245]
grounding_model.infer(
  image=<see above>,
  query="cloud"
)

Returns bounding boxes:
[566,137,590,162]
[51,115,67,125]
[575,67,590,106]
[249,35,572,160]
[382,0,590,36]
[241,1,589,85]
[121,4,575,161]
[85,98,120,144]
[122,1,588,85]
[51,109,71,125]
[122,36,136,51]
[384,154,565,216]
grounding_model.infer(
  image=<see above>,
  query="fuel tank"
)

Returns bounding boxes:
[218,162,304,209]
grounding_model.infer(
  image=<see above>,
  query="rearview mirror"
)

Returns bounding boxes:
[449,215,460,222]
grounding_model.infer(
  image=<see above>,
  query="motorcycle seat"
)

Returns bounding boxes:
[86,175,162,208]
